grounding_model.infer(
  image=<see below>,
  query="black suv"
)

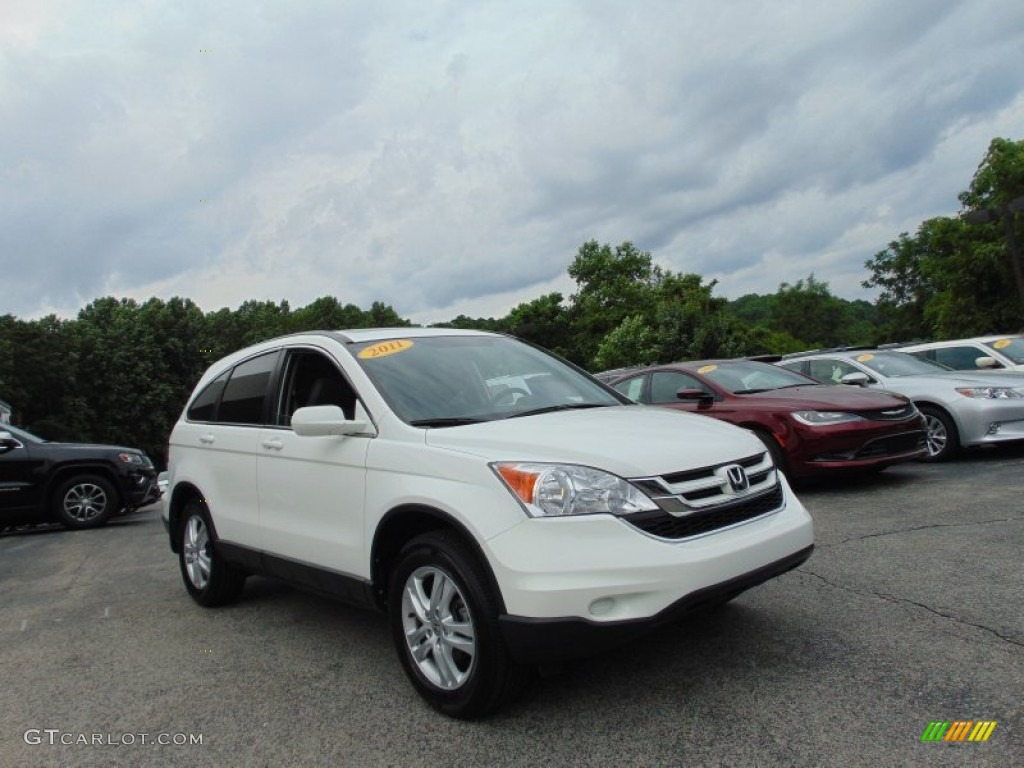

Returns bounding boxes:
[0,424,159,530]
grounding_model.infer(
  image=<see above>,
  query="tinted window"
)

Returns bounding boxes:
[218,352,279,425]
[187,370,229,422]
[613,376,645,402]
[276,350,358,425]
[933,345,994,370]
[650,371,706,403]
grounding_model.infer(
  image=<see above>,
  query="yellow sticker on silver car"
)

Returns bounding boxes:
[358,340,414,359]
[993,339,1012,349]
[856,353,875,362]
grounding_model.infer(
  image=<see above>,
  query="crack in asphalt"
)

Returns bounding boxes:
[796,568,1024,649]
[815,516,1024,548]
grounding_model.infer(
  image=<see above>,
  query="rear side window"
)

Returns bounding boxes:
[218,351,280,425]
[187,371,229,422]
[932,345,991,370]
[612,376,645,402]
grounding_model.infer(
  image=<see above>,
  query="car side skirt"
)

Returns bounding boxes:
[216,541,378,610]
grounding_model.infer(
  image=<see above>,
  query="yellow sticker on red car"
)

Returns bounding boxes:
[697,364,718,374]
[856,353,875,362]
[358,340,414,359]
[993,339,1011,349]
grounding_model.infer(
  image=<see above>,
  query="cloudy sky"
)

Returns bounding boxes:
[3,0,1023,324]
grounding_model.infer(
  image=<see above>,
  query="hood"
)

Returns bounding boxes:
[742,385,908,410]
[424,405,764,478]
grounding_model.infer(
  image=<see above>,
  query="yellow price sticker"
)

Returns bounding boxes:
[993,339,1011,349]
[697,364,718,374]
[856,353,875,362]
[358,340,414,359]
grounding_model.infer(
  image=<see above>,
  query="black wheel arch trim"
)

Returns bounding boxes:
[370,504,507,615]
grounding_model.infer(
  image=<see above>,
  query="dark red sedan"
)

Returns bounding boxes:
[600,360,927,477]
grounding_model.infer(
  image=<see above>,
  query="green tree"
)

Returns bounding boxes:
[865,137,1024,340]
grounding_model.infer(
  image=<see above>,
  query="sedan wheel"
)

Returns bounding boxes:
[920,406,958,462]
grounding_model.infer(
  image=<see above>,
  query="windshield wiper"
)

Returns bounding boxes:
[732,388,772,394]
[506,403,610,419]
[409,417,485,428]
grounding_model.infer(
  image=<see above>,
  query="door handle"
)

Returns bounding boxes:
[199,434,215,444]
[262,438,284,450]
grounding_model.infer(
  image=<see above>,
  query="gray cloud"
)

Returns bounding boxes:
[2,0,1023,321]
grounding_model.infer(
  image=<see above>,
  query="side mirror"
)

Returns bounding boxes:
[840,372,871,387]
[975,356,1000,369]
[676,388,714,405]
[0,430,18,450]
[292,405,369,437]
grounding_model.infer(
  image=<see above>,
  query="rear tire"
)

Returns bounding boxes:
[388,530,529,719]
[178,501,246,606]
[54,474,118,529]
[919,406,959,462]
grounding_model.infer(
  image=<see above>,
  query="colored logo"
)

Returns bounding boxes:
[921,721,997,742]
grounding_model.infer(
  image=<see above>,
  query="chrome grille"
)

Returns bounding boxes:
[625,451,784,540]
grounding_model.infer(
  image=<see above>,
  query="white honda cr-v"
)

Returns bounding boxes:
[163,329,814,718]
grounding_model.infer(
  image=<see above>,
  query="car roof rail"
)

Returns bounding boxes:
[780,345,877,359]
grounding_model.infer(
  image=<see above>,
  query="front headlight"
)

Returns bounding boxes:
[791,410,865,426]
[492,462,658,518]
[118,452,145,465]
[955,387,1024,400]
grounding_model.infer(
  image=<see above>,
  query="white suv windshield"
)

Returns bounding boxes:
[983,337,1024,364]
[852,351,950,377]
[351,335,623,426]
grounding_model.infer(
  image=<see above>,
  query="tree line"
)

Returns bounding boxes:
[1,137,1020,465]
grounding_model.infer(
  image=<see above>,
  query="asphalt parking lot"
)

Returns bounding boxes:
[2,447,1022,767]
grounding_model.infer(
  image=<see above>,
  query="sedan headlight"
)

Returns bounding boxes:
[791,410,865,426]
[955,387,1024,400]
[118,452,145,465]
[492,462,658,518]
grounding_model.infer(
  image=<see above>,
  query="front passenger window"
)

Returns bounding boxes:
[277,351,359,426]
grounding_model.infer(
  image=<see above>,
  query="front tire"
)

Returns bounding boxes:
[178,501,246,606]
[919,406,959,462]
[54,474,118,529]
[388,531,528,719]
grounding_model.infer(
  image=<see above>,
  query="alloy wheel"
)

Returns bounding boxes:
[401,566,477,690]
[183,515,212,590]
[63,483,108,523]
[924,413,947,457]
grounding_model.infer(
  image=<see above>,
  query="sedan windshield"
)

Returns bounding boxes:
[698,361,816,394]
[351,335,624,426]
[983,337,1024,364]
[853,351,951,377]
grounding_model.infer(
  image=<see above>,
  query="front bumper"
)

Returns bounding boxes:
[500,544,813,664]
[954,397,1024,446]
[485,479,814,662]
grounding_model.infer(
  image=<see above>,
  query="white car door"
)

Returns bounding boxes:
[257,348,371,580]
